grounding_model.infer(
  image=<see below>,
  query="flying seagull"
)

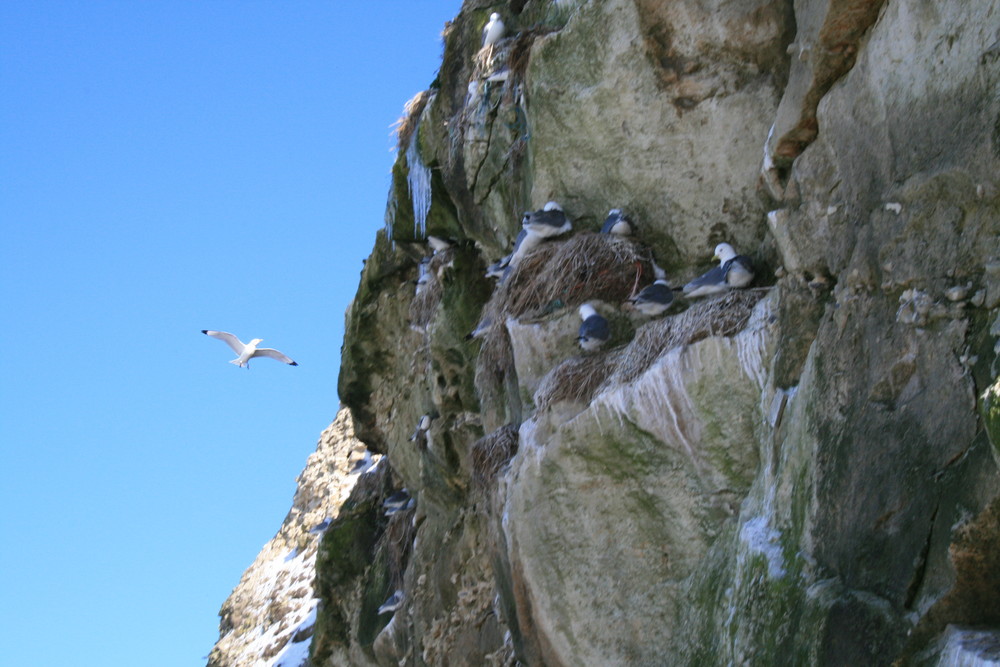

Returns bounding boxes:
[600,209,634,236]
[577,303,610,351]
[628,279,674,316]
[682,243,755,298]
[522,201,571,238]
[482,13,505,48]
[201,330,298,368]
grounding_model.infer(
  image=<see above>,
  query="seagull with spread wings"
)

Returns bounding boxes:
[201,330,298,368]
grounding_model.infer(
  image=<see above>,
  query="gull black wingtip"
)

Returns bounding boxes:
[201,329,209,334]
[290,361,299,366]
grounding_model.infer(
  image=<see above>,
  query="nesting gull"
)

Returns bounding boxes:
[682,243,754,298]
[466,315,494,341]
[414,257,431,295]
[309,518,332,534]
[384,489,411,514]
[410,415,431,442]
[577,303,610,351]
[482,13,505,48]
[201,330,298,368]
[486,228,544,280]
[628,279,675,316]
[522,201,571,238]
[378,590,405,615]
[427,236,452,254]
[600,209,634,236]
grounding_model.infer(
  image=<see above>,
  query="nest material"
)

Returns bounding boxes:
[468,234,641,407]
[472,233,652,418]
[393,90,433,153]
[378,508,417,591]
[605,289,766,387]
[470,423,520,494]
[532,289,766,410]
[534,351,622,412]
[473,322,515,421]
[489,232,653,322]
[408,250,453,329]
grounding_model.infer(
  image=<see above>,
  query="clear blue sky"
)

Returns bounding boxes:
[0,2,461,664]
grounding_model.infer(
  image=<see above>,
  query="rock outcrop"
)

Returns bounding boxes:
[209,0,1000,665]
[207,410,377,667]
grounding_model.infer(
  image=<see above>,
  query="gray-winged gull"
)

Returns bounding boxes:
[409,414,432,441]
[628,279,674,316]
[482,12,505,48]
[682,243,754,298]
[384,489,411,514]
[577,303,610,351]
[201,330,298,368]
[309,518,332,534]
[486,228,544,280]
[378,590,405,615]
[600,209,634,236]
[522,201,571,238]
[466,315,494,341]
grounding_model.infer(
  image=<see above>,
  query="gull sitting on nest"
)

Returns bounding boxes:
[522,201,571,238]
[600,208,634,236]
[627,279,675,316]
[682,243,755,298]
[201,330,298,368]
[577,303,610,351]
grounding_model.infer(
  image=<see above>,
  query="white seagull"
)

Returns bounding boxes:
[682,243,755,298]
[482,13,505,48]
[201,330,298,368]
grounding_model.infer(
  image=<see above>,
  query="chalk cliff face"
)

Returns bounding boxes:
[209,0,1000,665]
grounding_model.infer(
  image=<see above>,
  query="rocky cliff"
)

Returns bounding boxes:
[209,0,1000,664]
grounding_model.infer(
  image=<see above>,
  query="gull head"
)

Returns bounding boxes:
[250,338,264,346]
[714,243,737,263]
[490,12,501,21]
[578,303,597,320]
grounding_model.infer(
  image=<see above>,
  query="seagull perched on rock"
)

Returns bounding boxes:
[577,303,610,351]
[409,414,432,443]
[384,489,411,514]
[628,279,674,316]
[201,330,298,368]
[482,12,505,48]
[309,518,332,534]
[682,243,755,298]
[600,209,634,236]
[427,236,452,254]
[522,201,571,238]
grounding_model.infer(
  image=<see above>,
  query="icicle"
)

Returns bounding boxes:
[406,130,432,239]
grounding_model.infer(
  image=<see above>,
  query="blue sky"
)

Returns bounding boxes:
[0,2,461,664]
